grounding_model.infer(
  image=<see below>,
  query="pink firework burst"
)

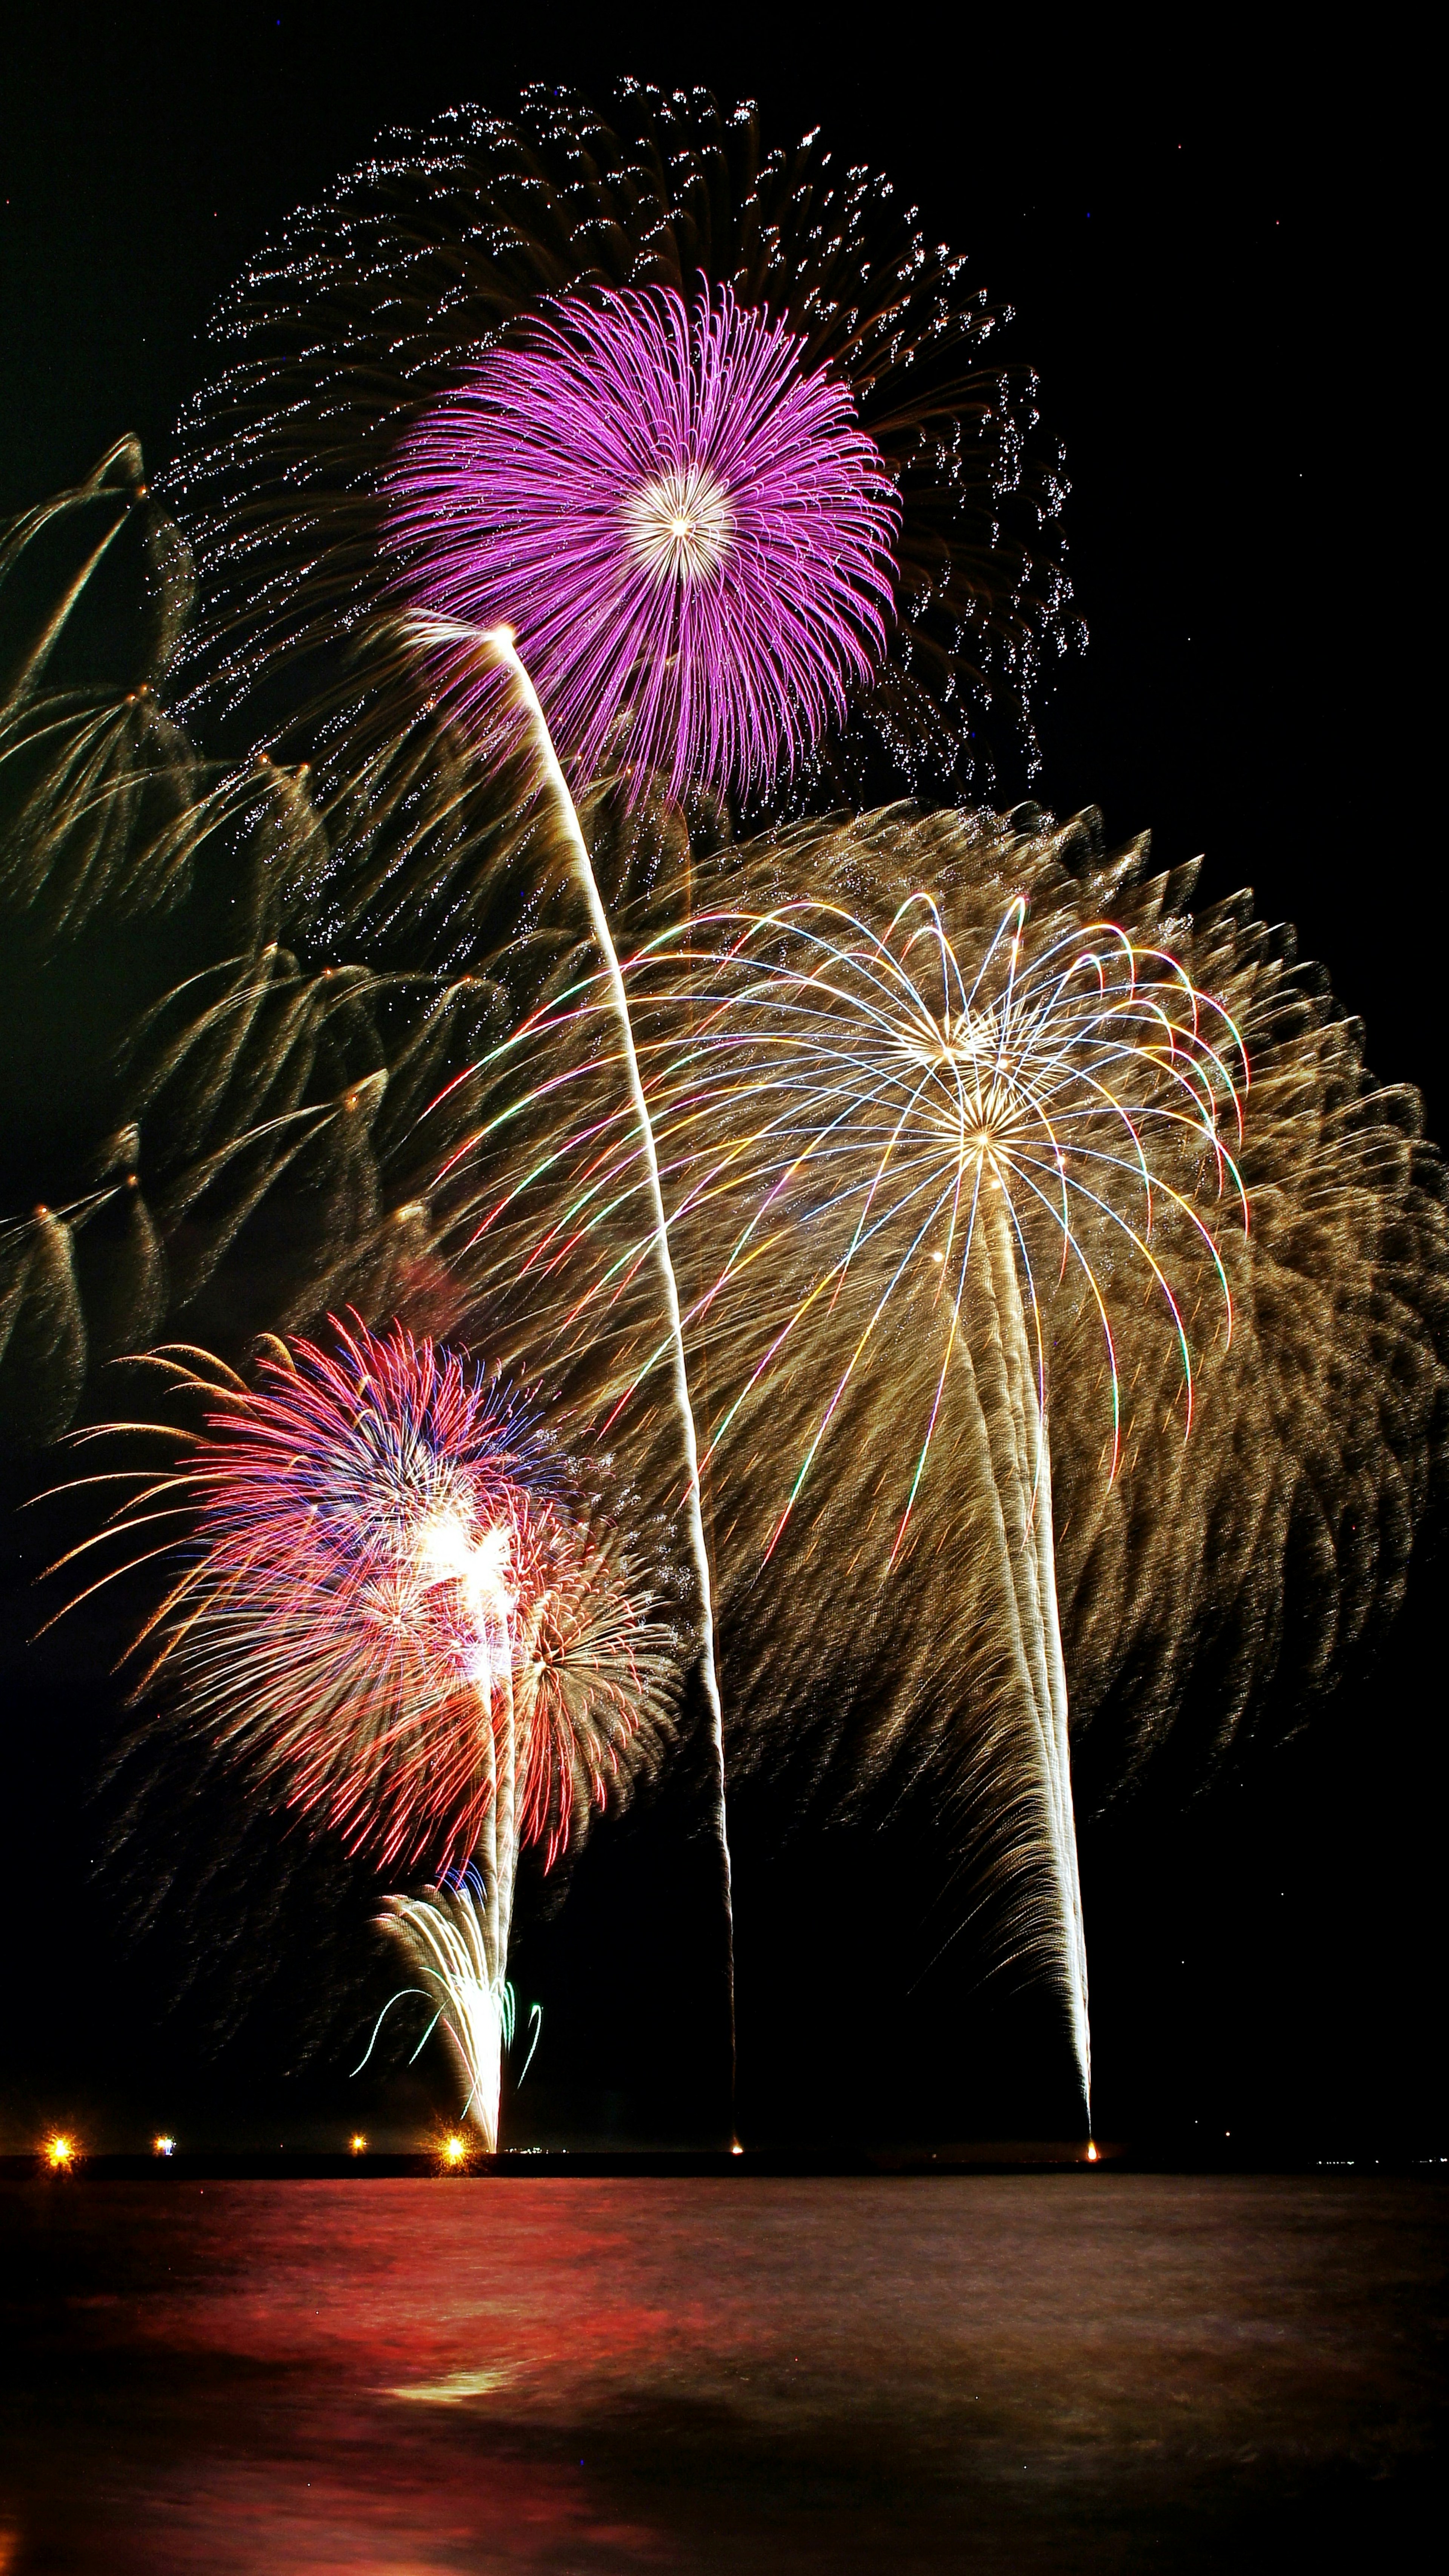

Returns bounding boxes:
[385,283,900,802]
[98,1320,656,1873]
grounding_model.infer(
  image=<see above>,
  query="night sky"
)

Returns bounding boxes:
[1,8,1439,2155]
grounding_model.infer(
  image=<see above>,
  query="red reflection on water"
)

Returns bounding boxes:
[0,2177,1443,2572]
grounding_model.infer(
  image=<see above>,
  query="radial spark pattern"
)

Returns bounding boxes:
[387,285,898,801]
[432,797,1447,1820]
[77,1320,661,1873]
[645,891,1249,1560]
[168,85,1077,800]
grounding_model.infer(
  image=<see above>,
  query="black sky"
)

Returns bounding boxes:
[0,6,1440,2153]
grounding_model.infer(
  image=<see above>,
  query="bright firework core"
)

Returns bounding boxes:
[86,1320,665,1885]
[897,1002,1027,1157]
[625,465,733,587]
[415,1507,517,1695]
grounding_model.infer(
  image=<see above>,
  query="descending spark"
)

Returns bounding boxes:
[474,627,737,2109]
[516,2001,543,2087]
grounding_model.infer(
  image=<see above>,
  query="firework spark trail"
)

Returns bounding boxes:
[971,1187,1090,2097]
[377,1872,506,2145]
[475,626,737,2102]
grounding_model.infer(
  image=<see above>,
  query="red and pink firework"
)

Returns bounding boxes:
[100,1319,661,1873]
[385,283,900,803]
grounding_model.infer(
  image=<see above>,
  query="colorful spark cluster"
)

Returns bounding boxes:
[655,891,1250,1556]
[458,880,1249,1567]
[386,284,899,802]
[85,1320,658,1879]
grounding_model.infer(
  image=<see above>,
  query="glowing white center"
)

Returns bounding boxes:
[625,465,732,586]
[895,1006,1025,1155]
[417,1509,516,1629]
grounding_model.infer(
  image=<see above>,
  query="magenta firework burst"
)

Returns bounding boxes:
[385,283,900,801]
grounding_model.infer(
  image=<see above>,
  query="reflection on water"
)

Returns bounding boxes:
[0,2175,1443,2570]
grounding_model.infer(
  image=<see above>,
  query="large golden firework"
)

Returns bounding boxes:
[435,797,1448,2105]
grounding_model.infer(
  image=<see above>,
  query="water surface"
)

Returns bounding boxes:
[1,2174,1443,2570]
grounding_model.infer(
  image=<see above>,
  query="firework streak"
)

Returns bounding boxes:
[418,626,740,2101]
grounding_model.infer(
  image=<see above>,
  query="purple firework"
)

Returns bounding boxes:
[385,283,900,802]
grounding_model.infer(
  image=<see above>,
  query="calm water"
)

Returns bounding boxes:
[1,2174,1443,2571]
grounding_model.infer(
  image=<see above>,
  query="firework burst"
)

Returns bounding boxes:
[648,889,1248,1560]
[167,84,1077,800]
[52,1316,674,2145]
[634,887,1246,2105]
[447,881,1247,2107]
[388,284,898,803]
[429,797,1445,2115]
[124,1320,555,1875]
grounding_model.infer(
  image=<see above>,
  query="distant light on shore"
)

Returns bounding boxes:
[43,2135,76,2172]
[154,2136,175,2158]
[350,2134,368,2156]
